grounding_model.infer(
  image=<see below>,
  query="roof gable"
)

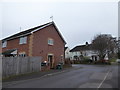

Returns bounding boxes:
[70,44,92,52]
[2,22,52,41]
[2,22,66,44]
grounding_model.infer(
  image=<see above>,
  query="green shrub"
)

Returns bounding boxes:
[80,56,91,64]
[109,58,117,62]
[118,51,120,59]
[74,60,81,64]
[94,60,111,65]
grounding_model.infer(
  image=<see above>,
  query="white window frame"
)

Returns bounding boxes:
[48,38,54,45]
[2,41,7,48]
[19,36,27,44]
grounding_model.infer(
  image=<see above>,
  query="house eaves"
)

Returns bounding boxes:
[2,22,53,41]
[31,22,52,33]
[70,44,92,52]
[2,22,66,44]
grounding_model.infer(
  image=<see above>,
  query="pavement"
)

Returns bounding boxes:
[3,66,73,83]
[2,64,119,89]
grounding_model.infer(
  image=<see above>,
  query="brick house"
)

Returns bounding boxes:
[2,22,66,69]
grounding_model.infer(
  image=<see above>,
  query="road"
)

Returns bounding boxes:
[3,64,119,88]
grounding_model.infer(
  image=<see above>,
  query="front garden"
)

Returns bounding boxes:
[71,56,118,65]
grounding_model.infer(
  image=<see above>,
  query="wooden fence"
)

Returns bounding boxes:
[2,57,42,78]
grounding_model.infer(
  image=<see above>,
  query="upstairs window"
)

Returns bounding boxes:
[19,36,27,44]
[2,41,7,48]
[48,38,54,45]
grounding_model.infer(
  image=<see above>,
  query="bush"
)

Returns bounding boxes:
[72,57,93,64]
[118,51,120,59]
[109,58,117,62]
[80,57,91,64]
[94,60,111,65]
[74,60,81,64]
[64,59,71,64]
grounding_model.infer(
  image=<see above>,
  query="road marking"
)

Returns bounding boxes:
[97,69,110,88]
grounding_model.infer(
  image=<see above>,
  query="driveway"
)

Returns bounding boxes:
[3,64,119,88]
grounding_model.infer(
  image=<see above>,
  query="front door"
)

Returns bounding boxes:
[48,55,53,69]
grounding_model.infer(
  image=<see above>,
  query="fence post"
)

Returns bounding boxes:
[16,57,19,75]
[40,57,41,71]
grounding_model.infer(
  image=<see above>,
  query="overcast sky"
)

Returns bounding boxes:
[1,0,119,49]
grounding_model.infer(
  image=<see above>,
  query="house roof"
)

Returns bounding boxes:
[2,49,17,55]
[70,44,92,52]
[2,21,66,44]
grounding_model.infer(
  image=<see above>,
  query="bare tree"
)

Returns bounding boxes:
[92,34,117,60]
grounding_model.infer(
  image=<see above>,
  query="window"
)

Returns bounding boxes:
[19,37,27,44]
[48,38,54,45]
[2,41,7,48]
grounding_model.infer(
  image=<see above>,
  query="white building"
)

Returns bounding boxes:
[70,43,99,61]
[65,47,71,59]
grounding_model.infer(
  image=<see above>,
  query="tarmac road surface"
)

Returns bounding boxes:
[3,64,119,88]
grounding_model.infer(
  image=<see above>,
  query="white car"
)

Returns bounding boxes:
[116,59,120,63]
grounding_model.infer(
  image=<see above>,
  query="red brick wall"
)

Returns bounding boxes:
[2,36,30,56]
[2,24,65,68]
[32,25,65,66]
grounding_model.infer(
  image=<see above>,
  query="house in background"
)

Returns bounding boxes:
[70,42,99,61]
[2,21,66,69]
[65,47,70,59]
[118,37,120,51]
[0,40,2,56]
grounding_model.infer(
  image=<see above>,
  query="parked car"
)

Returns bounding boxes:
[116,59,120,63]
